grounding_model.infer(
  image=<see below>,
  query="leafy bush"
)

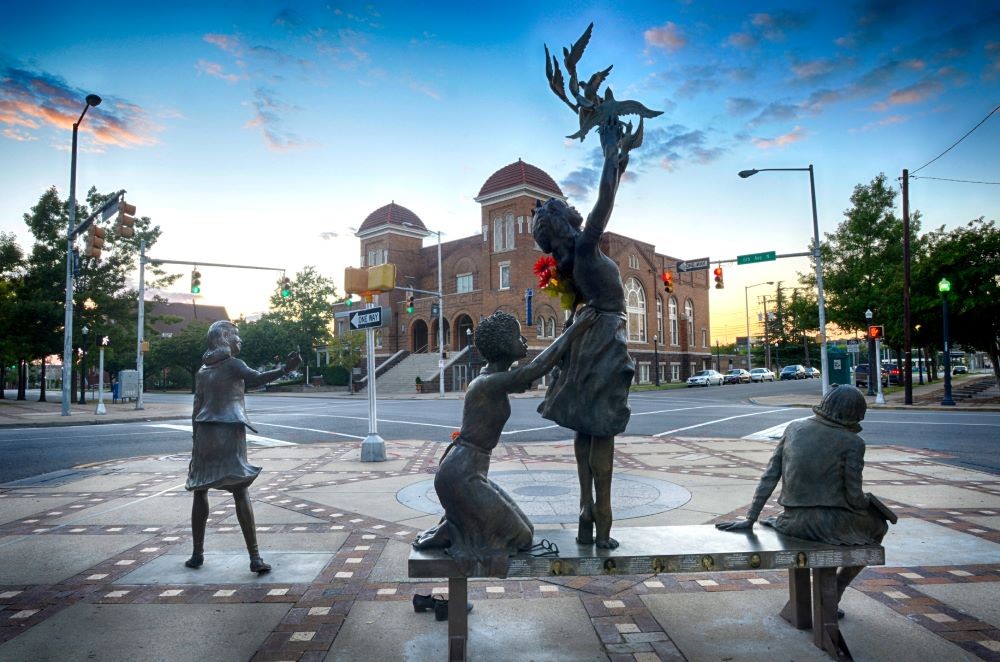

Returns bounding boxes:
[322,365,350,386]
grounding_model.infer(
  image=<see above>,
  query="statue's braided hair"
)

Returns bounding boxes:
[474,311,521,362]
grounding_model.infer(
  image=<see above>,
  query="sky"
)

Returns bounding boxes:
[2,0,998,344]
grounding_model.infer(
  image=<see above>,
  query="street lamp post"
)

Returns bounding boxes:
[78,325,89,404]
[95,334,108,415]
[939,278,956,406]
[61,94,102,416]
[738,166,829,395]
[653,334,660,386]
[745,282,773,372]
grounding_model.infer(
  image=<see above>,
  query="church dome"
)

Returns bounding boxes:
[477,159,563,198]
[357,202,425,233]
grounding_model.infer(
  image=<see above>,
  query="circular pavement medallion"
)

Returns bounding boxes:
[396,470,691,524]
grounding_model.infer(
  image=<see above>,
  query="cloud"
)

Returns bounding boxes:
[752,125,807,149]
[560,167,599,198]
[727,97,763,116]
[727,10,811,49]
[2,127,36,141]
[406,79,440,100]
[748,102,800,128]
[790,57,841,82]
[641,124,727,168]
[0,66,160,148]
[204,33,244,56]
[195,59,245,84]
[644,22,686,52]
[871,79,945,110]
[852,114,907,133]
[244,87,311,152]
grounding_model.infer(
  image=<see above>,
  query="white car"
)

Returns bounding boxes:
[687,369,724,387]
[749,368,775,382]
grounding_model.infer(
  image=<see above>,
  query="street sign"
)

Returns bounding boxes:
[431,303,440,318]
[847,339,860,353]
[349,307,384,330]
[736,251,776,265]
[676,257,710,272]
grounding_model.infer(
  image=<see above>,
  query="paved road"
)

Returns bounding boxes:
[3,380,999,483]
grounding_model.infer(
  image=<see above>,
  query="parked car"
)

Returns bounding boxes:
[953,365,968,375]
[687,370,724,387]
[883,363,903,385]
[749,368,775,382]
[805,367,821,379]
[723,369,752,384]
[854,363,888,388]
[779,364,807,380]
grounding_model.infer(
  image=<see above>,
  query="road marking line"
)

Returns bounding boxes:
[147,423,297,446]
[252,422,364,440]
[654,409,789,437]
[742,417,809,440]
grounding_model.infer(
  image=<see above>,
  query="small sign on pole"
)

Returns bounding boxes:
[349,307,383,330]
[736,251,777,265]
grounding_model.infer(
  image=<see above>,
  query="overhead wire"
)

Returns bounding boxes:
[910,176,1000,185]
[910,102,1000,175]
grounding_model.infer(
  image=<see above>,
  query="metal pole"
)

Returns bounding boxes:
[941,295,955,406]
[61,121,81,416]
[78,328,88,404]
[808,165,830,396]
[762,297,771,371]
[361,302,386,461]
[654,336,660,386]
[136,240,146,410]
[902,168,913,404]
[437,230,444,398]
[745,287,753,371]
[875,339,885,404]
[95,345,107,415]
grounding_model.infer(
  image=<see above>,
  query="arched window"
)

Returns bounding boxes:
[685,299,694,344]
[505,212,515,250]
[669,297,679,346]
[546,317,555,338]
[656,297,663,341]
[625,277,646,342]
[493,217,502,252]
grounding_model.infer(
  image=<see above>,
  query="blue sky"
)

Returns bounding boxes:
[2,1,998,342]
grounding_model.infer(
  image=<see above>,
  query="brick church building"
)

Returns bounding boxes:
[334,159,713,389]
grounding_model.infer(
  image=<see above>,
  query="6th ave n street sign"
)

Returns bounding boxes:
[736,251,776,265]
[676,257,710,272]
[349,307,384,330]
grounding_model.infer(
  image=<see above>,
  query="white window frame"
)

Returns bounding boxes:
[625,277,646,343]
[685,299,695,344]
[499,262,511,290]
[506,212,515,249]
[638,363,650,384]
[702,328,708,348]
[669,297,679,346]
[656,297,663,341]
[493,217,503,252]
[628,254,639,269]
[546,317,555,338]
[671,364,680,382]
[456,273,473,294]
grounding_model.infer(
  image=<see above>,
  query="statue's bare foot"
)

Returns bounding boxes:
[184,553,204,568]
[576,505,595,545]
[250,557,271,574]
[413,521,450,550]
[596,537,619,550]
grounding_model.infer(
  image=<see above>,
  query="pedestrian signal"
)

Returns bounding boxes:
[868,325,884,340]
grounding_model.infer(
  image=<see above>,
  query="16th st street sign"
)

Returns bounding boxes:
[349,307,384,330]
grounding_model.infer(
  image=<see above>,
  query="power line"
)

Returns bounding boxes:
[911,175,1000,185]
[910,102,1000,175]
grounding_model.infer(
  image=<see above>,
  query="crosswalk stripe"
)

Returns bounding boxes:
[146,423,297,447]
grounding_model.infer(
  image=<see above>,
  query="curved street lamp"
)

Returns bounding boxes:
[61,93,102,416]
[739,166,830,395]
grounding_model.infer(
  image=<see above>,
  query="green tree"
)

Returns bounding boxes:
[0,232,26,398]
[267,266,337,353]
[238,313,298,370]
[916,218,1000,381]
[147,321,211,393]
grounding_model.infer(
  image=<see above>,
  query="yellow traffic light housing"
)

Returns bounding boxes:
[190,269,202,294]
[115,201,136,238]
[713,266,724,289]
[84,225,106,258]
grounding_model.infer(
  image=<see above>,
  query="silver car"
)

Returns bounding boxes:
[687,370,724,387]
[749,368,775,382]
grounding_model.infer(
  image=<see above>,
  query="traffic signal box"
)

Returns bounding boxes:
[280,276,292,298]
[84,225,106,258]
[115,201,136,238]
[190,269,202,294]
[868,325,884,340]
[344,264,397,303]
[406,293,415,314]
[661,270,674,293]
[714,266,724,289]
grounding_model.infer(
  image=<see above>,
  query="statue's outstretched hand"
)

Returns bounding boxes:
[715,519,754,532]
[598,117,622,160]
[283,351,302,374]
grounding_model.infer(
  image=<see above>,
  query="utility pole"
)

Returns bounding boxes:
[902,168,913,405]
[761,296,771,372]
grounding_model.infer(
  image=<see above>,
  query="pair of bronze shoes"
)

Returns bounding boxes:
[412,594,473,621]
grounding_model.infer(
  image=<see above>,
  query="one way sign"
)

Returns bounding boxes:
[349,307,383,330]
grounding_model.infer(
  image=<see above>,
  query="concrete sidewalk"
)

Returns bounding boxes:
[1,428,998,660]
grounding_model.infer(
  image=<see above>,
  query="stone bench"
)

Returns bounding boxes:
[409,524,885,661]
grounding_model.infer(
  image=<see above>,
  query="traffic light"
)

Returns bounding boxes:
[868,325,884,340]
[345,297,353,307]
[661,270,674,293]
[280,276,291,298]
[713,266,724,289]
[83,225,106,258]
[115,200,136,238]
[406,293,415,314]
[190,269,202,294]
